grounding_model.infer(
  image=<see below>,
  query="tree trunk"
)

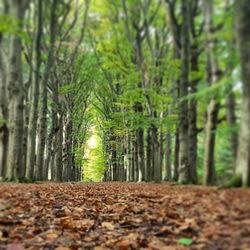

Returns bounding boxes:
[203,0,220,185]
[36,0,58,180]
[226,92,238,171]
[152,126,161,182]
[235,0,250,186]
[55,113,63,182]
[6,0,29,180]
[203,100,219,185]
[146,128,153,181]
[137,127,145,182]
[178,0,190,183]
[188,44,199,184]
[26,0,43,180]
[0,42,8,178]
[165,133,172,181]
[173,130,179,181]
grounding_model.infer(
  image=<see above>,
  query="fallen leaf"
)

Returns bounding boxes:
[6,244,24,250]
[101,221,115,230]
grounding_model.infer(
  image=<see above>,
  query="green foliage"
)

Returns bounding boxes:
[0,117,6,127]
[0,15,30,42]
[178,238,193,246]
[83,128,107,182]
[219,174,242,189]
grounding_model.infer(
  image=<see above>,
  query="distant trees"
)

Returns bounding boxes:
[98,0,243,186]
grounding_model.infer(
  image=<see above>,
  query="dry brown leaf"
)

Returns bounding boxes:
[101,221,115,230]
[6,244,24,250]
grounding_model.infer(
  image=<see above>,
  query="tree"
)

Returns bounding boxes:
[235,0,250,186]
[6,0,30,180]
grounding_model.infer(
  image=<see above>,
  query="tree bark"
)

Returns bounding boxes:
[26,0,43,180]
[203,0,221,185]
[235,0,250,186]
[178,0,190,183]
[188,44,199,184]
[36,0,58,180]
[165,133,172,181]
[146,128,153,181]
[6,0,29,180]
[0,38,8,178]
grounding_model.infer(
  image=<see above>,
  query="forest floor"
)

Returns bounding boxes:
[0,183,250,250]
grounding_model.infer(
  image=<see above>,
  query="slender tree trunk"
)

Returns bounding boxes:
[36,0,58,180]
[226,93,238,171]
[137,127,145,182]
[0,43,8,178]
[159,130,164,181]
[173,130,179,181]
[146,128,153,181]
[130,135,135,181]
[235,0,250,186]
[26,0,43,180]
[65,119,73,181]
[44,130,53,180]
[178,0,190,183]
[55,113,63,182]
[131,133,137,181]
[188,44,199,184]
[165,133,172,181]
[203,0,220,185]
[204,100,219,185]
[152,126,161,182]
[125,132,130,181]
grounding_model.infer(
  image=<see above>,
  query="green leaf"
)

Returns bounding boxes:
[178,238,193,246]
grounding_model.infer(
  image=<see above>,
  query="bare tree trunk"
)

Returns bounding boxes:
[165,133,172,181]
[36,0,58,180]
[235,0,250,186]
[178,0,190,183]
[159,130,164,181]
[55,113,63,182]
[203,0,220,185]
[152,126,161,182]
[173,130,179,181]
[6,0,29,180]
[204,100,219,185]
[130,135,135,181]
[26,0,43,180]
[63,118,73,181]
[0,40,8,178]
[146,128,153,181]
[137,127,145,182]
[188,44,199,184]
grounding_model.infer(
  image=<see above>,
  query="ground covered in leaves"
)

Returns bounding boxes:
[0,183,250,250]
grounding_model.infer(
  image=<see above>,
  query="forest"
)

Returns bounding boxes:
[0,0,250,249]
[0,0,250,186]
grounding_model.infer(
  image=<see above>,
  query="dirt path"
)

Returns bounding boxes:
[0,183,250,250]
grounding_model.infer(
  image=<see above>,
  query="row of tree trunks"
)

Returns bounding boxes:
[104,0,241,186]
[0,0,88,183]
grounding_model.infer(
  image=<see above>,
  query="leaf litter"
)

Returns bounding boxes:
[0,182,250,249]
